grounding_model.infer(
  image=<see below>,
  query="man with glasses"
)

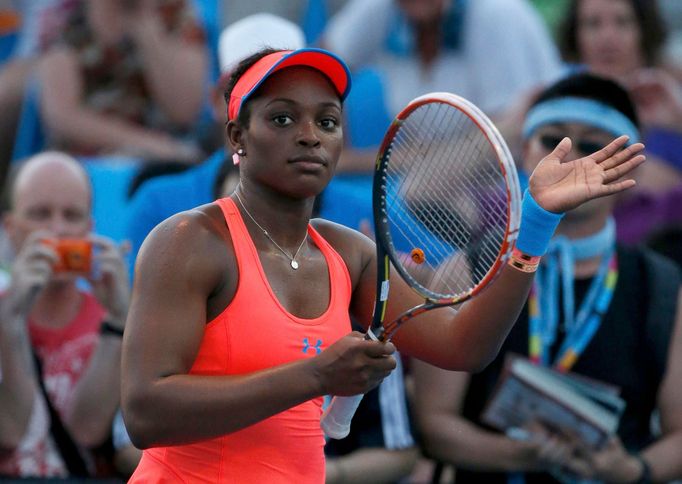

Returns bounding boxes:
[410,72,682,484]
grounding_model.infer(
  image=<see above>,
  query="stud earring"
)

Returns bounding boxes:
[233,148,246,165]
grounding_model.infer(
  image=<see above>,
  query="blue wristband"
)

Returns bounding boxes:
[516,189,564,256]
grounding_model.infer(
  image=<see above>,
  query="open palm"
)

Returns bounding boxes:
[529,135,645,213]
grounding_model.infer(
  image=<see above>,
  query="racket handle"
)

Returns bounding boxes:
[320,394,364,439]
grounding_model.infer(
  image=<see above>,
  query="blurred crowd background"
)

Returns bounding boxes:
[1,0,682,482]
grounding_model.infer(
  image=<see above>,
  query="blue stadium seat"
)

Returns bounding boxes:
[82,157,140,243]
[12,74,45,162]
[191,0,220,82]
[319,68,392,230]
[345,68,391,148]
[0,31,17,65]
[302,0,328,45]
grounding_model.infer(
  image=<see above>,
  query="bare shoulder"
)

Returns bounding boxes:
[135,202,235,293]
[310,218,375,286]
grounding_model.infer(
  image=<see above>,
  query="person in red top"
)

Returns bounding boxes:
[0,151,130,477]
[121,47,646,483]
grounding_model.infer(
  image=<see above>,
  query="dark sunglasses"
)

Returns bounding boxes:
[538,134,604,156]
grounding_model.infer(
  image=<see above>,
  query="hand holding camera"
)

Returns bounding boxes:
[4,231,61,319]
[5,232,130,325]
[42,238,93,274]
[87,234,131,326]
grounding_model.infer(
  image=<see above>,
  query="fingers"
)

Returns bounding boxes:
[319,333,397,396]
[92,249,127,275]
[593,151,645,197]
[563,455,593,479]
[601,155,645,184]
[14,240,59,277]
[359,339,397,379]
[548,136,572,162]
[589,135,630,163]
[363,338,396,358]
[89,235,130,279]
[89,234,130,256]
[587,139,645,197]
[536,434,573,467]
[598,142,645,171]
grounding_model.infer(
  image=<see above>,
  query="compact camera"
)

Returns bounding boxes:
[43,239,93,273]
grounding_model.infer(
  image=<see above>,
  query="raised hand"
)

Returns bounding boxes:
[529,135,645,213]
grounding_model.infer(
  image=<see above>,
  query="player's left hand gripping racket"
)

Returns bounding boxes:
[321,92,522,439]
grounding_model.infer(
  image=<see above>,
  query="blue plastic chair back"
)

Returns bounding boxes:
[12,74,45,162]
[191,0,220,82]
[83,156,140,243]
[345,68,392,149]
[0,31,17,65]
[302,0,328,45]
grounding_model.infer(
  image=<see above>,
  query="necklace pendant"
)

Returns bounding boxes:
[291,260,299,270]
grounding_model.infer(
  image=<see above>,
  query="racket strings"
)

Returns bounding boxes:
[382,102,510,300]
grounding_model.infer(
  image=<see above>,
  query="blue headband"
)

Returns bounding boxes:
[522,97,640,145]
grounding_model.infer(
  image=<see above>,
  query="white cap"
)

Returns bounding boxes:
[218,13,306,75]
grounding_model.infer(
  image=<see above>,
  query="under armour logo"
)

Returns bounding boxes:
[302,338,322,354]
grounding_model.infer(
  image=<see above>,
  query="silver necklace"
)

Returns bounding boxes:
[234,192,307,270]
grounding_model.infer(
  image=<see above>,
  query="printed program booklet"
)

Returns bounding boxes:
[481,354,625,449]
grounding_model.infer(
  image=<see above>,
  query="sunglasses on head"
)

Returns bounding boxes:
[538,134,605,156]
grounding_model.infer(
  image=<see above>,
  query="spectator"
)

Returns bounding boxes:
[322,0,563,171]
[0,151,130,477]
[659,0,682,72]
[123,13,305,278]
[37,0,208,163]
[0,1,68,180]
[558,0,682,243]
[219,0,349,42]
[411,73,682,484]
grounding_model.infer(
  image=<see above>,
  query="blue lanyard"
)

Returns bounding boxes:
[529,250,618,371]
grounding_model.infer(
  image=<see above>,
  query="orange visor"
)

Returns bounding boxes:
[227,48,351,121]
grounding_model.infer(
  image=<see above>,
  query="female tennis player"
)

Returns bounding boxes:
[121,48,645,483]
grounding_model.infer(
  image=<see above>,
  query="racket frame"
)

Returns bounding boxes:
[371,92,522,340]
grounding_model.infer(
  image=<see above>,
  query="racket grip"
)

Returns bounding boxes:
[320,394,364,439]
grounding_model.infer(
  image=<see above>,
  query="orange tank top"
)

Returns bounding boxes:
[129,198,352,483]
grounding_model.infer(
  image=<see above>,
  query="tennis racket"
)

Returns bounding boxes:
[321,92,522,439]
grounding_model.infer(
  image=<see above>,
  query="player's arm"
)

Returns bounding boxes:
[122,207,394,448]
[348,137,645,371]
[348,241,533,371]
[319,217,533,372]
